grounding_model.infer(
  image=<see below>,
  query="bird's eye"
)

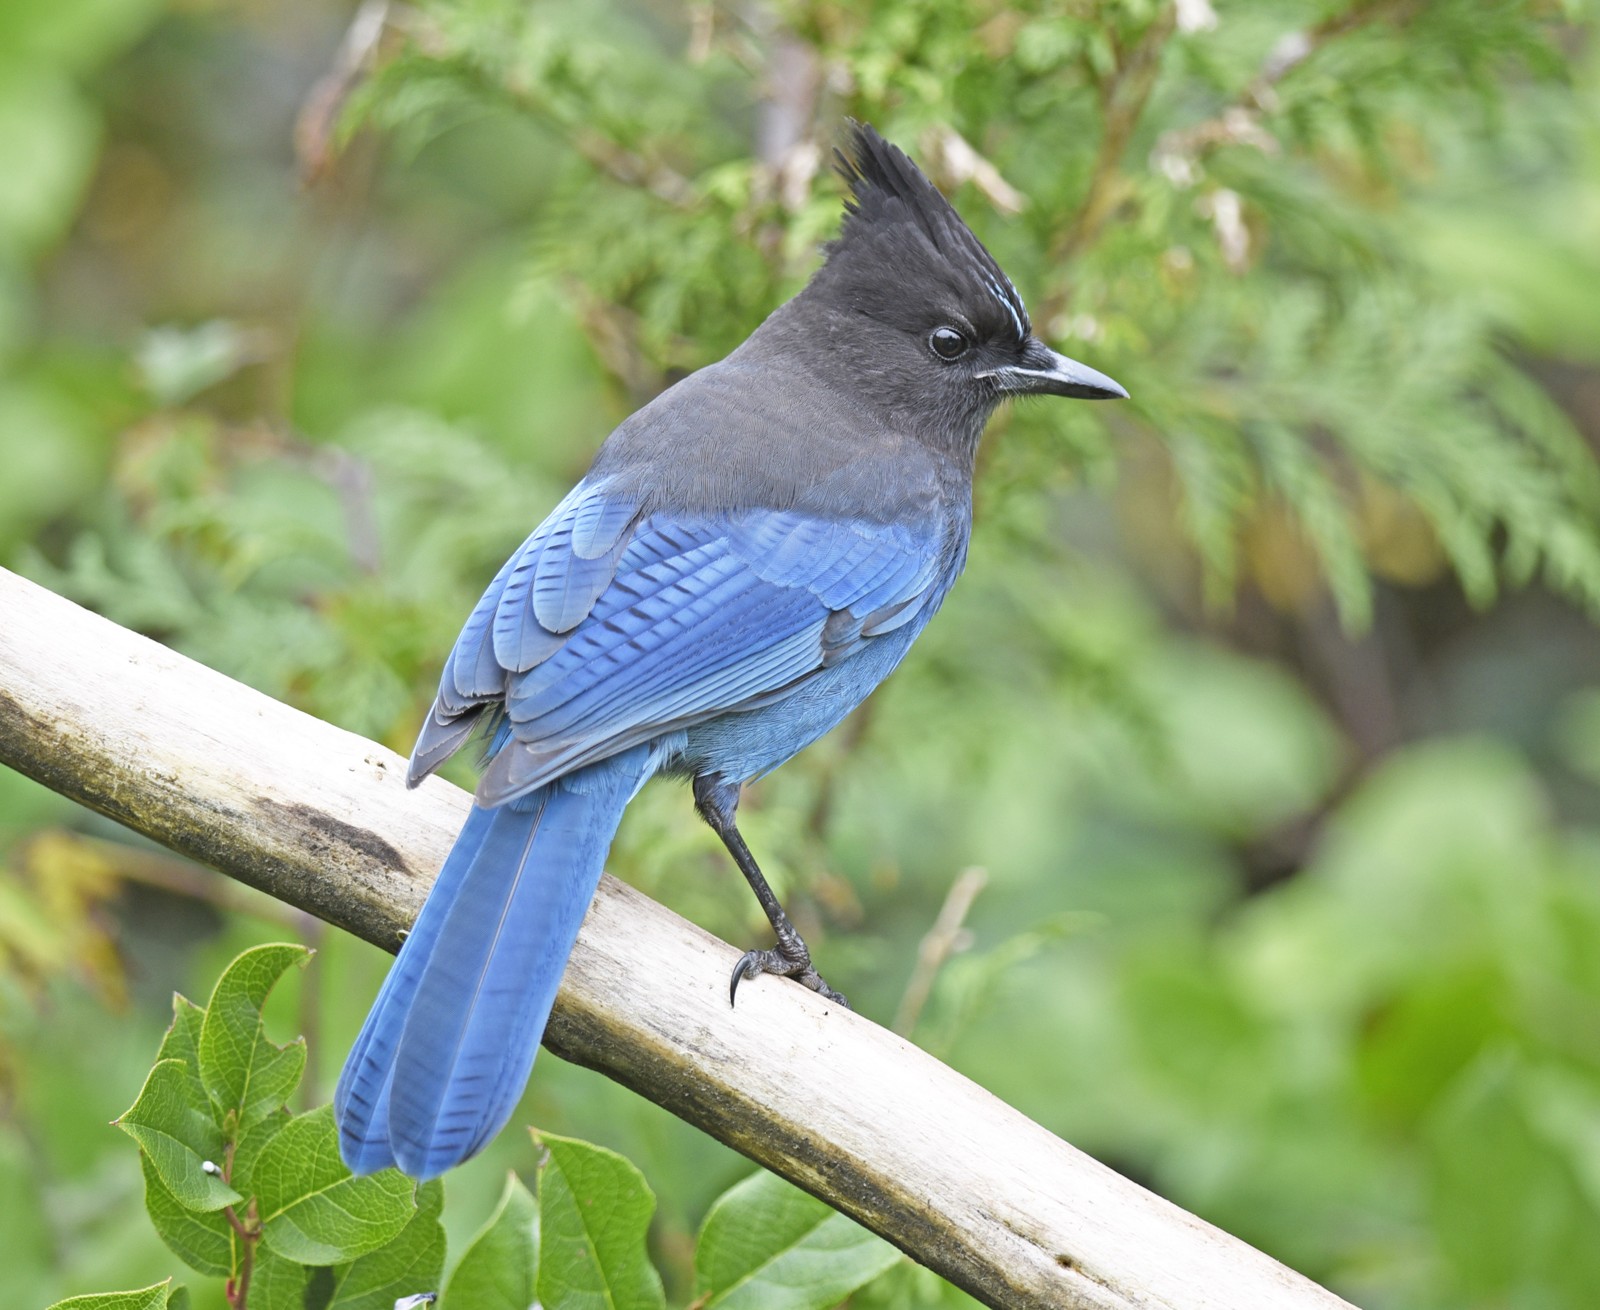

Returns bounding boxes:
[928,327,970,361]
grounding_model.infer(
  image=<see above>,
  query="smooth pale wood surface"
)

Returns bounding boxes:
[0,567,1358,1310]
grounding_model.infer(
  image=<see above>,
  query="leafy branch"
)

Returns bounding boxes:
[50,942,901,1310]
[1040,5,1177,314]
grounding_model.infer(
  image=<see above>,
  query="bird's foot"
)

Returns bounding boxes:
[729,940,850,1009]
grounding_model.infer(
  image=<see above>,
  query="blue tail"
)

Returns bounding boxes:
[335,746,652,1178]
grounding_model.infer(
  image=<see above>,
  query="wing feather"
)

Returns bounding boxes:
[413,492,950,799]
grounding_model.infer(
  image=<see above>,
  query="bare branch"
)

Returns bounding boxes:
[0,567,1356,1310]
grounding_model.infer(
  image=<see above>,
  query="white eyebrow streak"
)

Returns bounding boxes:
[986,276,1026,342]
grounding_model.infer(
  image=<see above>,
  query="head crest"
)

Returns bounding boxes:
[828,122,1031,341]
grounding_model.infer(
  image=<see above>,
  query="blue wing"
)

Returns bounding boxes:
[410,476,949,801]
[409,479,640,781]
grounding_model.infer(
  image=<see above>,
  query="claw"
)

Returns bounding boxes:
[728,951,763,1005]
[727,945,849,1009]
[695,776,849,1011]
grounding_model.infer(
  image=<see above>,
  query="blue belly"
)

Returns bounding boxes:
[676,618,925,784]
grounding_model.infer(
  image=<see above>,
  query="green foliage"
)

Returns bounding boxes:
[944,739,1600,1308]
[139,1151,234,1279]
[14,0,1594,749]
[62,946,902,1310]
[136,323,263,410]
[534,1130,666,1310]
[198,946,312,1133]
[694,1170,901,1310]
[324,0,1600,628]
[118,1060,244,1212]
[252,1108,417,1266]
[236,1250,306,1310]
[322,1178,447,1310]
[440,1173,536,1309]
[47,1283,189,1310]
[68,945,436,1309]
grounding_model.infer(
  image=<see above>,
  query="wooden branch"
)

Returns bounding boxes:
[0,567,1356,1310]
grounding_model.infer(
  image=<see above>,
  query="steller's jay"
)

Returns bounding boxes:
[335,122,1126,1179]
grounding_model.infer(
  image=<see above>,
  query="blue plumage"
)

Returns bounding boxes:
[338,483,955,1178]
[335,122,1124,1179]
[336,747,653,1178]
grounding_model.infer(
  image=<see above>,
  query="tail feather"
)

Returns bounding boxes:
[335,747,651,1178]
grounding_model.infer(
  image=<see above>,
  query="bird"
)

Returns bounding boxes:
[334,121,1126,1180]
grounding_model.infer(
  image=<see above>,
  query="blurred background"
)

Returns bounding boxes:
[3,0,1599,1306]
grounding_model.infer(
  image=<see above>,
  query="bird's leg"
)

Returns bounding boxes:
[693,774,849,1009]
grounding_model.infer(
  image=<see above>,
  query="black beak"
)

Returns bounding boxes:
[984,338,1128,400]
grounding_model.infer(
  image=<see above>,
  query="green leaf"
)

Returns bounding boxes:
[534,1130,663,1310]
[44,1282,180,1310]
[442,1172,536,1310]
[230,1106,291,1200]
[0,70,100,256]
[1424,1051,1600,1302]
[155,995,210,1112]
[694,1170,900,1310]
[232,1100,291,1202]
[139,1150,236,1278]
[254,1105,416,1265]
[116,1059,242,1211]
[248,1245,311,1310]
[329,1178,446,1309]
[197,942,310,1129]
[156,993,206,1061]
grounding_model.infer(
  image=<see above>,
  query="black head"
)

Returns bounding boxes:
[784,123,1125,448]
